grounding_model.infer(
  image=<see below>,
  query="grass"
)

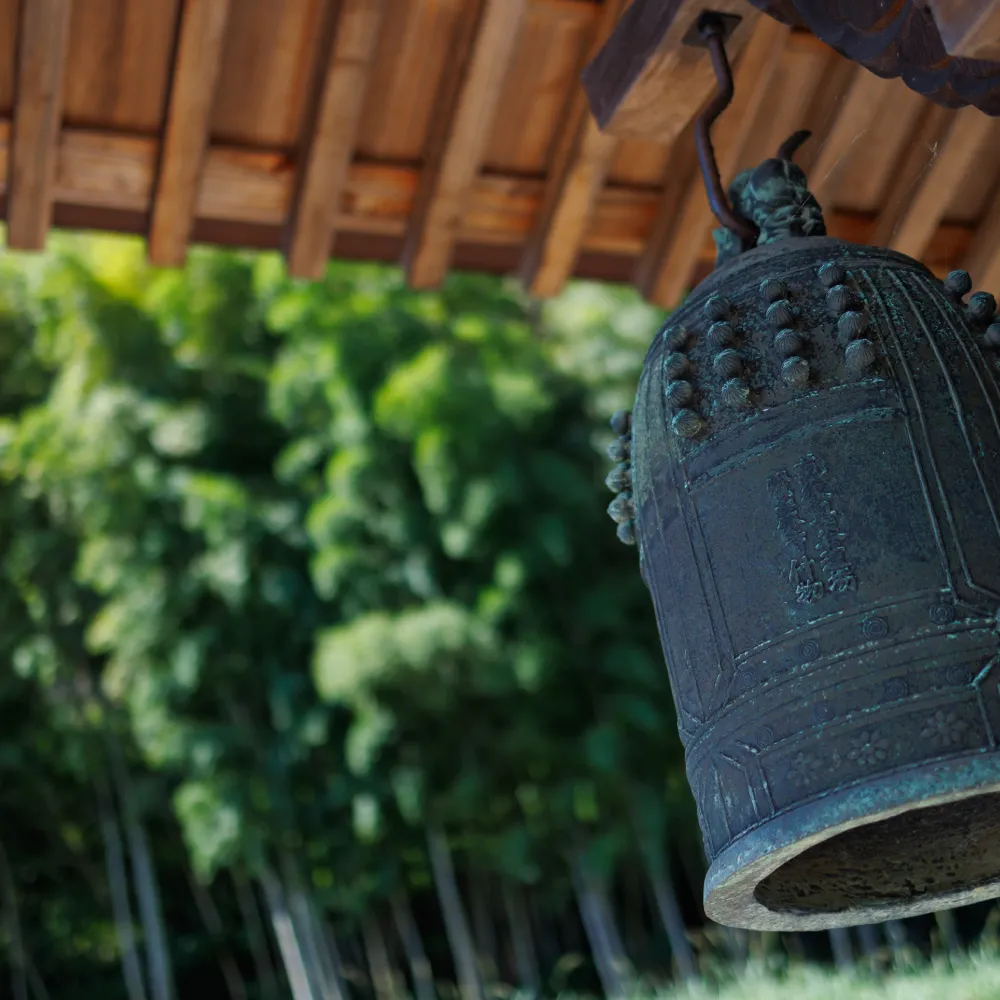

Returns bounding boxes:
[653,952,1000,1000]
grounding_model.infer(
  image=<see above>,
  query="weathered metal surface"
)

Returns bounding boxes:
[611,143,1000,927]
[748,0,1000,115]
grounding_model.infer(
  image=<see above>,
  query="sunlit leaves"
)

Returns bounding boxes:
[174,779,243,880]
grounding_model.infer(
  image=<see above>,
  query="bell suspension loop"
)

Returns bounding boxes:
[692,13,758,247]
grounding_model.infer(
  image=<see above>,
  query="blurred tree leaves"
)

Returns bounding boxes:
[0,232,693,995]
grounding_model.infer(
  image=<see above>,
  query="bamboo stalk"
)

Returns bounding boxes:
[95,776,148,1000]
[501,883,540,996]
[569,854,628,1000]
[105,735,175,1000]
[258,866,317,1000]
[232,871,281,1000]
[426,826,483,1000]
[185,868,248,1000]
[643,859,697,982]
[390,891,436,1000]
[362,911,398,1000]
[828,928,853,972]
[0,837,30,1000]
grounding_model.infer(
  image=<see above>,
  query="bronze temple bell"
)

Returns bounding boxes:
[595,5,1000,929]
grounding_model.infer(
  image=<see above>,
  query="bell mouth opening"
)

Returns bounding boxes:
[704,758,1000,930]
[754,789,1000,915]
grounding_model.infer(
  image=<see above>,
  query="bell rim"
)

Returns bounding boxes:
[703,751,1000,930]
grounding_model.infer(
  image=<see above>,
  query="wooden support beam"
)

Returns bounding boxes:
[401,0,529,289]
[889,107,995,261]
[148,0,232,266]
[581,0,760,143]
[0,113,976,286]
[794,51,860,180]
[632,123,699,300]
[518,0,628,299]
[634,16,790,309]
[869,102,954,250]
[964,176,1000,293]
[926,0,1000,59]
[284,0,387,280]
[735,31,832,181]
[808,68,883,209]
[7,0,73,250]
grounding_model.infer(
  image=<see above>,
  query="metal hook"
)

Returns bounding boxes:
[693,14,758,245]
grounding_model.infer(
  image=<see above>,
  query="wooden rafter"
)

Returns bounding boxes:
[735,32,831,180]
[793,49,859,180]
[964,176,1000,292]
[7,0,73,251]
[517,0,627,299]
[0,121,975,278]
[635,16,791,309]
[889,107,997,261]
[582,0,761,143]
[148,0,233,266]
[870,101,954,250]
[401,0,529,289]
[632,122,699,301]
[808,68,883,209]
[284,0,388,280]
[0,0,994,298]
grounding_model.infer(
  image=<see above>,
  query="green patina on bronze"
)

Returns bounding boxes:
[606,148,1000,931]
[712,155,827,267]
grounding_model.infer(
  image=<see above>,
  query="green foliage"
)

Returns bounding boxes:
[0,231,716,996]
[652,952,1000,1000]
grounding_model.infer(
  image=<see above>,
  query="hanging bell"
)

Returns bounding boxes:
[607,15,1000,931]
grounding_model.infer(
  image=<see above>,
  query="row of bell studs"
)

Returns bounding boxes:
[662,321,702,439]
[819,262,877,375]
[762,278,810,387]
[662,293,756,440]
[943,270,1000,344]
[605,410,637,546]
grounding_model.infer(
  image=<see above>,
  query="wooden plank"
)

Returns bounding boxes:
[0,118,973,279]
[926,0,1000,58]
[735,31,830,174]
[636,16,791,309]
[4,125,668,257]
[357,0,467,162]
[401,0,530,289]
[964,179,1000,294]
[869,102,954,249]
[581,0,761,143]
[284,0,388,279]
[211,0,329,148]
[0,0,22,117]
[607,139,672,187]
[943,118,1000,222]
[148,0,233,266]
[64,0,181,132]
[808,67,883,209]
[889,106,995,260]
[834,80,926,214]
[7,0,73,250]
[794,49,859,180]
[485,0,598,175]
[632,122,699,300]
[517,0,628,299]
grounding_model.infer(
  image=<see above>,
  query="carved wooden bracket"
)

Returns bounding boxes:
[748,0,1000,114]
[583,0,1000,147]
